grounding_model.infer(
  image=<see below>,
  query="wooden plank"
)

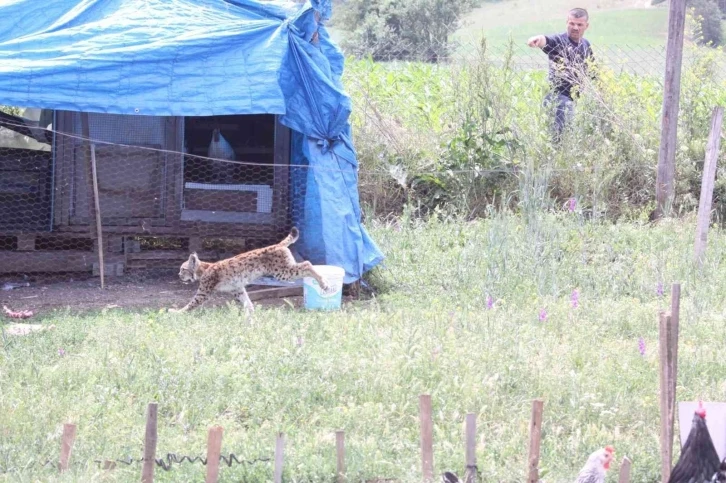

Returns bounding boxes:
[248,286,303,302]
[16,234,35,251]
[142,403,158,483]
[205,426,223,483]
[527,399,544,483]
[654,0,688,219]
[336,430,346,483]
[694,107,724,265]
[188,236,203,253]
[464,413,477,483]
[419,394,434,482]
[273,433,285,483]
[58,423,77,472]
[0,251,95,273]
[618,456,631,483]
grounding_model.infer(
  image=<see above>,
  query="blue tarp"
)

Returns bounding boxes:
[0,0,384,283]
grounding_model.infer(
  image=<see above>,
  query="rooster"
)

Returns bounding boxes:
[712,458,726,482]
[207,127,236,183]
[573,445,614,483]
[668,401,720,483]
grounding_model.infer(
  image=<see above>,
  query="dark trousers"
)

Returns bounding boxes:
[543,93,574,143]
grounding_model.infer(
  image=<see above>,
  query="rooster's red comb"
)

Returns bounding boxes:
[697,400,707,418]
[604,445,615,454]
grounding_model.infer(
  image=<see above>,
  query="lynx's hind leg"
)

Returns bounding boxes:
[279,261,331,292]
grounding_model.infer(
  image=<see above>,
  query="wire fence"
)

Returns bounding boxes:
[1,34,724,280]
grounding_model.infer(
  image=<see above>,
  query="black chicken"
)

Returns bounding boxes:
[668,401,721,483]
[710,458,726,482]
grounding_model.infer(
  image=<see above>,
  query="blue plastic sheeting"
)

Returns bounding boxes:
[0,0,384,283]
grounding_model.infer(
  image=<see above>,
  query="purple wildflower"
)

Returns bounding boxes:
[58,348,66,357]
[568,197,576,212]
[638,338,646,356]
[571,289,579,308]
[538,308,547,322]
[656,282,664,297]
[486,295,494,310]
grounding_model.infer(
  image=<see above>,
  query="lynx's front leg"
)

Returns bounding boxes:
[233,287,254,318]
[171,289,210,313]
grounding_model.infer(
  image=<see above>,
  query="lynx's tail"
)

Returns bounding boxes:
[279,227,299,246]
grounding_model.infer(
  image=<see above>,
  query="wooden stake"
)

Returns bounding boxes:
[205,426,223,483]
[336,430,346,483]
[273,433,285,483]
[419,394,434,482]
[659,311,678,482]
[142,403,158,483]
[654,0,687,219]
[464,413,477,483]
[90,143,105,289]
[670,283,681,429]
[618,456,631,483]
[58,423,77,472]
[527,399,544,483]
[694,107,724,266]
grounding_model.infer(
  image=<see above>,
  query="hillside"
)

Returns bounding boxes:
[327,0,670,49]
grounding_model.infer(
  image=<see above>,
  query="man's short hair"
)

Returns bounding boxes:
[569,8,589,20]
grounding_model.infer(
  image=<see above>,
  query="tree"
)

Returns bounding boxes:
[689,0,724,46]
[337,0,477,63]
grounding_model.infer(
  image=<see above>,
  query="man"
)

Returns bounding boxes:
[527,8,595,142]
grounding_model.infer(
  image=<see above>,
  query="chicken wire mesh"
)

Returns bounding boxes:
[0,37,724,285]
[0,110,307,282]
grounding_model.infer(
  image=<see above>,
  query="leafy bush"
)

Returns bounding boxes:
[342,40,726,222]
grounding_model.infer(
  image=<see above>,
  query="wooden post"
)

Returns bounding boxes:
[336,430,346,483]
[654,0,687,219]
[419,394,434,483]
[142,403,158,483]
[618,456,632,483]
[694,107,724,266]
[464,413,477,483]
[273,433,285,483]
[659,311,678,482]
[205,426,223,483]
[90,143,105,289]
[670,283,681,424]
[527,399,544,483]
[58,423,77,472]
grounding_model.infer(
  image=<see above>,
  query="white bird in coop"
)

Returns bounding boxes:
[207,128,236,184]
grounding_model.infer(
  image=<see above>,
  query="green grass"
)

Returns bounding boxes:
[4,212,726,482]
[454,8,669,47]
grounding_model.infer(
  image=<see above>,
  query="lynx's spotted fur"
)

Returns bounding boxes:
[170,227,330,314]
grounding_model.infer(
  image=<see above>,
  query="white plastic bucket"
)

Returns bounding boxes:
[303,265,345,311]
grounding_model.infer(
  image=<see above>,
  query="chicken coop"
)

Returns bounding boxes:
[0,109,293,274]
[0,0,384,283]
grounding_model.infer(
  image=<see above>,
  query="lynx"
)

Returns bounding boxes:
[170,227,331,314]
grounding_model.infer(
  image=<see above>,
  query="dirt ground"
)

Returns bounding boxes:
[0,269,322,317]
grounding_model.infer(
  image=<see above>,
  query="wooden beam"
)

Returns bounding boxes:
[694,107,724,266]
[654,0,688,219]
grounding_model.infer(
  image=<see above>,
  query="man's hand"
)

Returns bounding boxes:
[527,35,545,48]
